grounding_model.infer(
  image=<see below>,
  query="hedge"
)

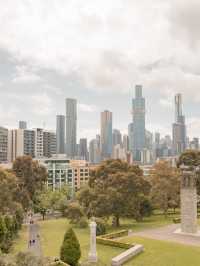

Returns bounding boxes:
[100,230,128,239]
[96,230,134,250]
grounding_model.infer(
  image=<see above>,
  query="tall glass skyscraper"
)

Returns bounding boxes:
[172,94,186,155]
[100,110,113,160]
[66,98,77,158]
[56,115,65,154]
[132,85,146,161]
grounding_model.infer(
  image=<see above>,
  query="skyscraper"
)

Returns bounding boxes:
[66,98,77,158]
[56,115,65,154]
[100,110,112,160]
[172,94,186,156]
[89,135,101,164]
[112,129,122,148]
[43,130,56,158]
[19,121,27,130]
[79,138,88,160]
[128,122,134,154]
[132,85,146,161]
[0,127,8,163]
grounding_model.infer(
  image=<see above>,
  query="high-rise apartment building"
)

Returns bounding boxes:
[43,131,56,158]
[122,134,129,153]
[100,110,113,159]
[172,94,186,156]
[34,128,44,158]
[56,115,65,154]
[132,85,146,161]
[8,129,35,162]
[19,121,27,130]
[79,138,88,160]
[112,129,122,148]
[89,135,101,164]
[128,122,134,155]
[66,98,77,158]
[0,127,8,163]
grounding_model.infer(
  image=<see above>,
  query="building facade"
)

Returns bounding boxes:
[172,94,187,156]
[132,85,146,161]
[100,110,112,160]
[56,115,65,154]
[43,130,56,158]
[66,98,77,158]
[0,127,8,163]
[8,129,35,162]
[40,157,89,193]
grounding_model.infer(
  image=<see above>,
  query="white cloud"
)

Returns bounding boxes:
[12,65,42,83]
[78,103,98,113]
[30,92,55,116]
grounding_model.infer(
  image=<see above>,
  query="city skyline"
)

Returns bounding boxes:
[0,88,198,142]
[0,1,200,140]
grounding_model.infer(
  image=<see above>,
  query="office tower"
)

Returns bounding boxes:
[43,131,56,158]
[19,121,27,130]
[155,132,160,147]
[132,85,146,161]
[89,135,101,164]
[56,115,65,154]
[172,94,186,156]
[122,135,129,153]
[100,110,113,159]
[66,98,77,158]
[145,130,153,151]
[8,129,35,162]
[79,138,88,160]
[128,122,134,155]
[112,129,122,148]
[34,128,44,158]
[190,138,199,150]
[0,127,8,163]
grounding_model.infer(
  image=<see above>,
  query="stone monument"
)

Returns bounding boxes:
[175,164,200,235]
[88,220,98,263]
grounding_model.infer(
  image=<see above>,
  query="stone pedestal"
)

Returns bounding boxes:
[175,165,199,236]
[181,187,197,234]
[88,221,98,263]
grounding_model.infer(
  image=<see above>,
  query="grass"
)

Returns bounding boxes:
[12,215,200,266]
[122,236,200,266]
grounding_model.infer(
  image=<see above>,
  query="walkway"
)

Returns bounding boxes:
[27,215,42,257]
[129,224,200,247]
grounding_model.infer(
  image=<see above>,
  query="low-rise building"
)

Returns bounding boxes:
[39,156,90,193]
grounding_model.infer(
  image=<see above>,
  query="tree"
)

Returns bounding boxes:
[12,156,48,205]
[60,228,81,266]
[34,187,70,220]
[178,150,200,167]
[79,159,151,226]
[150,161,180,216]
[0,169,20,214]
[64,202,84,224]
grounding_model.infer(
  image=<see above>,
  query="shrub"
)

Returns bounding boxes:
[77,217,88,228]
[95,218,106,236]
[60,228,81,266]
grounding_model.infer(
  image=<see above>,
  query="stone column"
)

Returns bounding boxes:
[88,221,98,263]
[180,165,198,234]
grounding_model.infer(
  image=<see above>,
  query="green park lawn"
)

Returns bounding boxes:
[13,215,200,266]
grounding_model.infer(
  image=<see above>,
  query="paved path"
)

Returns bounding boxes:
[28,217,42,257]
[129,224,200,247]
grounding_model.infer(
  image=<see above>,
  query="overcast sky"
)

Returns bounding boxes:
[0,0,200,141]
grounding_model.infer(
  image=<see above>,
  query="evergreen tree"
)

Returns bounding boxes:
[60,228,81,266]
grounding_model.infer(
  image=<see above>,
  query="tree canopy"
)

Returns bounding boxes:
[79,159,151,226]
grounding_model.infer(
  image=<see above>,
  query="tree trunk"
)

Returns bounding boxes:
[115,215,120,227]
